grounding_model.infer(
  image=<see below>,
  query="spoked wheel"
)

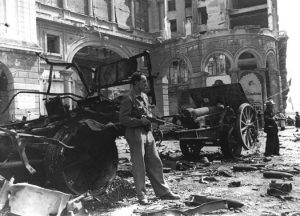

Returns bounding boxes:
[221,127,242,158]
[179,139,203,158]
[236,103,258,150]
[45,122,118,196]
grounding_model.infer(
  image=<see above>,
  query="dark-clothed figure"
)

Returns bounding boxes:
[264,99,280,156]
[119,72,180,205]
[295,112,300,132]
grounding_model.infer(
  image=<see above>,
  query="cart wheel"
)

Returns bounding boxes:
[179,139,202,158]
[221,127,242,158]
[45,123,118,196]
[153,128,163,146]
[236,103,258,150]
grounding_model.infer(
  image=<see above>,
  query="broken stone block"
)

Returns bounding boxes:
[233,165,258,172]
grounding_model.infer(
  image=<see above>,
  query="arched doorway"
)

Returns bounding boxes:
[0,62,11,124]
[40,46,128,112]
[204,53,231,76]
[239,72,264,112]
[72,46,125,99]
[203,52,233,86]
[237,51,264,113]
[238,52,258,70]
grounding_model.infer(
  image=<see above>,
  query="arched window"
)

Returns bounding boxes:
[238,52,257,70]
[205,53,230,75]
[168,59,188,85]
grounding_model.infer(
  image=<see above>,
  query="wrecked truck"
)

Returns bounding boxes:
[0,51,156,195]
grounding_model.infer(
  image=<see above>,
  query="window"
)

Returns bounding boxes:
[168,0,176,11]
[238,52,257,70]
[197,7,208,25]
[169,59,188,85]
[205,54,231,75]
[37,0,63,7]
[169,19,177,32]
[46,34,60,54]
[185,0,192,8]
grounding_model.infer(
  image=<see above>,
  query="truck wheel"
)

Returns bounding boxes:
[44,122,118,196]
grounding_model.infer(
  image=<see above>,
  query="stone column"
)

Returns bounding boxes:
[267,0,273,30]
[131,0,135,29]
[268,69,281,112]
[228,68,239,83]
[198,71,209,87]
[60,70,73,109]
[62,0,67,9]
[111,0,116,22]
[157,1,163,30]
[163,0,171,39]
[155,77,169,116]
[88,0,93,16]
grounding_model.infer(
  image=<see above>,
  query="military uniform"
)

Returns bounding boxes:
[264,108,280,156]
[119,91,170,201]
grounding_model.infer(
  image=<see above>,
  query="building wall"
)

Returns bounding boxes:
[152,28,281,116]
[0,0,288,123]
[0,0,41,122]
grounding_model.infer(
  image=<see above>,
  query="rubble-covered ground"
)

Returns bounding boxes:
[90,127,300,216]
[1,127,299,216]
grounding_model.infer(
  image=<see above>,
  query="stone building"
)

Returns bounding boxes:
[0,0,288,123]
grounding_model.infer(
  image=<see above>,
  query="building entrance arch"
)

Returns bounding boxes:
[239,71,264,114]
[0,62,13,123]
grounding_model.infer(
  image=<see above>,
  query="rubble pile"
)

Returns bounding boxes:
[86,176,136,209]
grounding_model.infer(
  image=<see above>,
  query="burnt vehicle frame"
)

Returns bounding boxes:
[173,83,258,158]
[0,50,156,195]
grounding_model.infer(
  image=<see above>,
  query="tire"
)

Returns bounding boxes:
[44,122,118,196]
[236,103,258,150]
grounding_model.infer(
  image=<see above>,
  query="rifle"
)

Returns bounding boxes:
[145,116,183,128]
[134,96,182,129]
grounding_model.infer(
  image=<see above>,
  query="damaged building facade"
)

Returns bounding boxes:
[0,0,288,122]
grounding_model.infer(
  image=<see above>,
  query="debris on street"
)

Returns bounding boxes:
[0,127,300,215]
[263,171,294,179]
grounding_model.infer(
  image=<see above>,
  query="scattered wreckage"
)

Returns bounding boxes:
[0,49,258,201]
[0,51,156,196]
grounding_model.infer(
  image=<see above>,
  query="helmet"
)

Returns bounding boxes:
[265,99,275,106]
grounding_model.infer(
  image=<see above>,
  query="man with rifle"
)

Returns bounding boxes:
[119,72,180,205]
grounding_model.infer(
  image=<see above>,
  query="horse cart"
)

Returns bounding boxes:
[174,83,258,158]
[0,51,156,195]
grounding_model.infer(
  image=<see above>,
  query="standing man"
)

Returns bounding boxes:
[295,111,300,132]
[119,72,180,205]
[264,99,280,156]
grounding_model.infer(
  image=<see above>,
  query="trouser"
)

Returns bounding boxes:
[125,127,170,200]
[265,127,280,156]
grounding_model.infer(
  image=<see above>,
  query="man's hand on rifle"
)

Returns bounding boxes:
[141,116,151,126]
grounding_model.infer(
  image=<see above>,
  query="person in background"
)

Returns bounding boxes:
[295,112,300,132]
[276,112,286,131]
[119,72,180,205]
[264,99,280,156]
